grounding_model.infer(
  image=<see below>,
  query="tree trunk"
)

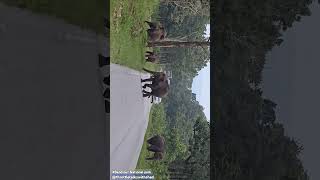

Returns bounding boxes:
[147,41,210,48]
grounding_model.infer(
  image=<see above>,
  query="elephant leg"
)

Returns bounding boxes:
[147,145,162,152]
[143,91,152,97]
[141,78,153,83]
[143,90,151,97]
[105,100,110,113]
[103,88,110,99]
[142,83,145,88]
[145,155,156,160]
[143,83,152,89]
[146,51,153,54]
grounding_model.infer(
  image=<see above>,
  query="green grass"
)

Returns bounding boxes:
[110,0,160,71]
[0,0,106,33]
[136,104,169,180]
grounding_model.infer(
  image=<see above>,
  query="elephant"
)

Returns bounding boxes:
[141,73,167,86]
[142,79,168,91]
[142,68,167,82]
[145,21,166,41]
[145,135,165,161]
[147,29,166,41]
[142,81,169,98]
[141,68,169,98]
[145,51,159,63]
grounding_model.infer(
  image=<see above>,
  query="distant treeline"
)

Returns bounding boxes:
[149,1,211,179]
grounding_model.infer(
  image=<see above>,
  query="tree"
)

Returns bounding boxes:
[147,40,210,48]
[213,1,314,178]
[158,0,210,23]
[167,117,210,180]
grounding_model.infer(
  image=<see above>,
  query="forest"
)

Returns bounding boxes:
[136,0,211,179]
[213,0,319,179]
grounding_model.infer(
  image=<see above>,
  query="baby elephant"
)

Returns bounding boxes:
[146,135,165,161]
[145,51,159,63]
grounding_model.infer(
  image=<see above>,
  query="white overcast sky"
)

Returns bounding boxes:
[191,24,210,121]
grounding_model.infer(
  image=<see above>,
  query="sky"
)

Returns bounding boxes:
[262,3,320,179]
[191,24,210,121]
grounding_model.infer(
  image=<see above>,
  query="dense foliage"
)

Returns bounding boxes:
[150,1,211,179]
[213,0,319,179]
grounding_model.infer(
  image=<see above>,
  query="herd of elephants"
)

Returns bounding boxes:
[142,21,168,161]
[142,21,169,103]
[101,18,168,161]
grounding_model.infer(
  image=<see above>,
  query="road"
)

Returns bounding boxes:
[110,64,153,173]
[0,3,153,179]
[0,3,108,180]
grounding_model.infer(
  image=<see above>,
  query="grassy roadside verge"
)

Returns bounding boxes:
[110,0,160,71]
[136,103,168,179]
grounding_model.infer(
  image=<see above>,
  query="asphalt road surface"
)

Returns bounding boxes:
[110,64,153,173]
[0,3,152,180]
[0,3,108,180]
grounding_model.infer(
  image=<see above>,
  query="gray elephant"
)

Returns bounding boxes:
[142,79,168,91]
[141,68,167,83]
[141,74,167,88]
[145,135,165,161]
[141,68,169,98]
[145,21,166,41]
[142,81,169,98]
[145,51,159,63]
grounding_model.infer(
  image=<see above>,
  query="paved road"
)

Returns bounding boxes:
[0,3,108,180]
[110,64,153,173]
[0,3,152,179]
